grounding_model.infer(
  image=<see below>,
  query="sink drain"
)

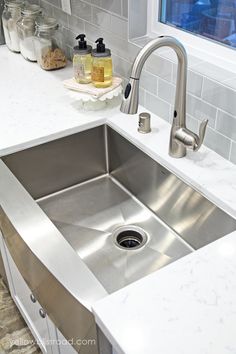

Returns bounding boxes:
[113,226,148,250]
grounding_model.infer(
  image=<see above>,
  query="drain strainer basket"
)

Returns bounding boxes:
[113,225,148,250]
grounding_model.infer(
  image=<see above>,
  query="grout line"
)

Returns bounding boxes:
[208,125,232,142]
[200,75,204,98]
[216,108,236,120]
[143,89,147,107]
[215,109,219,130]
[121,0,123,18]
[229,140,233,161]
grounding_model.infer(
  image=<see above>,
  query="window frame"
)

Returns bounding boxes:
[148,0,236,69]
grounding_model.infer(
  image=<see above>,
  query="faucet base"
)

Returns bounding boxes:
[169,138,186,158]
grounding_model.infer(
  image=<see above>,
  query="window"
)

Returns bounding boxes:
[147,0,236,68]
[160,0,236,49]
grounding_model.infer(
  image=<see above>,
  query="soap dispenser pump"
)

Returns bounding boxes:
[95,37,106,52]
[73,33,92,84]
[91,38,112,88]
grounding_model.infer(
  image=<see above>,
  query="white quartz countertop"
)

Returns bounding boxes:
[93,230,236,354]
[1,45,236,354]
[0,46,106,156]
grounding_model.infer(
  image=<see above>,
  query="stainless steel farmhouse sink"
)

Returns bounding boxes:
[0,125,235,353]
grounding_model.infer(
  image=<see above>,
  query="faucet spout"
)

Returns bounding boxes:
[120,35,208,158]
[121,36,187,125]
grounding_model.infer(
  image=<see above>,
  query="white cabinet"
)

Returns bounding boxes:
[6,245,59,354]
[0,232,59,354]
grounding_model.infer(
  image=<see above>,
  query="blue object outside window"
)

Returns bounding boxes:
[160,0,236,48]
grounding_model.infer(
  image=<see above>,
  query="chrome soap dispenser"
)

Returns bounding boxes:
[73,34,92,84]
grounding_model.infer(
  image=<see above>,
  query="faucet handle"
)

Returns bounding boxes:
[194,119,208,151]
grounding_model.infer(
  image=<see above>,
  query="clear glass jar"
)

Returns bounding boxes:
[91,39,113,88]
[17,4,42,62]
[34,17,67,71]
[2,0,24,53]
[73,34,92,84]
[91,56,113,88]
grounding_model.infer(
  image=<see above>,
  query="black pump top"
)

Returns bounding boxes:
[76,34,87,49]
[96,38,105,53]
[92,37,111,57]
[73,34,92,54]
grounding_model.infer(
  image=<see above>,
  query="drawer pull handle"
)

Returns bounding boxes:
[39,308,46,319]
[30,294,36,303]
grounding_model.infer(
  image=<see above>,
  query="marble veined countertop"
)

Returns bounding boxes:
[1,45,236,354]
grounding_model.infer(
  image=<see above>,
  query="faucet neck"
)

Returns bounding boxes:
[130,36,187,128]
[120,36,207,159]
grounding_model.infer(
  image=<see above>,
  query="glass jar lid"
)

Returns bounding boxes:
[5,0,24,8]
[35,16,58,31]
[21,4,42,16]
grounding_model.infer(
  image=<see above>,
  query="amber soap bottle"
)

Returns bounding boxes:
[91,38,112,88]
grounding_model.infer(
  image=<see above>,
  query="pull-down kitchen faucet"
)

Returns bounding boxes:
[120,36,208,158]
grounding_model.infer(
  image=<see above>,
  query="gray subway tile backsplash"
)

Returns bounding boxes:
[146,54,173,82]
[92,7,111,30]
[172,66,203,98]
[192,61,233,84]
[91,0,102,5]
[35,0,236,165]
[140,71,158,96]
[110,15,128,39]
[204,127,231,159]
[40,0,54,16]
[186,114,200,134]
[68,15,85,34]
[186,94,217,128]
[146,93,170,122]
[158,79,175,105]
[230,142,236,164]
[53,6,68,27]
[45,0,59,8]
[139,88,145,107]
[101,0,122,15]
[62,27,76,48]
[187,70,203,97]
[202,78,236,117]
[216,110,236,141]
[71,0,92,22]
[112,54,131,79]
[122,0,128,18]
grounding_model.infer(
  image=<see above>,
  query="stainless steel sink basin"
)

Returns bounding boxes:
[1,124,235,352]
[2,125,236,293]
[37,175,192,293]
